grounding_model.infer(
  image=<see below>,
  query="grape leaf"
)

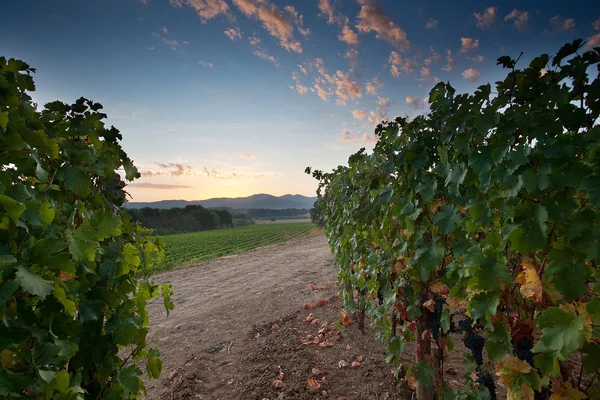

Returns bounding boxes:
[533,307,585,358]
[0,194,26,225]
[414,360,436,388]
[118,366,141,395]
[15,266,54,300]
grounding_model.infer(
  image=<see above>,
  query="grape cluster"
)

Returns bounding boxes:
[476,371,496,400]
[429,298,446,340]
[458,317,474,332]
[515,337,534,366]
[464,332,486,366]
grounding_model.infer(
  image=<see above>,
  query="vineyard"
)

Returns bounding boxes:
[156,222,316,271]
[308,40,600,400]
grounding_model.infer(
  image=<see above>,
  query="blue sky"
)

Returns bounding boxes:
[1,0,598,201]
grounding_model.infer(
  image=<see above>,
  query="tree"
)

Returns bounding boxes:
[0,57,173,398]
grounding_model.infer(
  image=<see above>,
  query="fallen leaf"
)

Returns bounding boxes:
[338,360,349,368]
[407,375,417,390]
[272,380,286,389]
[446,367,458,376]
[175,324,181,330]
[318,339,334,349]
[307,379,321,392]
[319,299,329,306]
[277,371,284,380]
[311,319,321,326]
[271,324,280,331]
[312,368,326,376]
[304,303,316,309]
[321,390,328,397]
[305,314,314,322]
[313,337,320,344]
[356,355,364,363]
[550,380,586,400]
[300,335,315,345]
[351,361,361,368]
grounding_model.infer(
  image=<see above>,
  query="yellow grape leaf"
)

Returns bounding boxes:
[423,299,435,312]
[550,381,587,400]
[496,355,540,400]
[516,260,542,304]
[1,349,15,368]
[542,274,562,303]
[430,281,450,297]
[560,302,593,342]
[428,198,446,215]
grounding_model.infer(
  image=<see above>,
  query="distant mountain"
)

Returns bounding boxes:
[124,193,317,210]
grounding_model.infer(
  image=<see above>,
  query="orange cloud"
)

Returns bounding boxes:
[169,0,231,23]
[474,6,497,30]
[365,76,383,95]
[224,27,242,40]
[505,9,529,31]
[339,24,359,45]
[128,182,193,189]
[240,153,256,159]
[317,0,337,24]
[352,109,367,120]
[389,51,417,77]
[406,96,424,109]
[142,163,253,180]
[253,48,279,66]
[291,71,309,94]
[460,37,480,53]
[442,49,456,72]
[462,68,481,82]
[356,0,410,50]
[284,5,310,37]
[426,19,438,29]
[232,0,302,53]
[337,129,378,144]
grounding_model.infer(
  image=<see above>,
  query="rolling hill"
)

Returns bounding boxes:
[124,193,317,210]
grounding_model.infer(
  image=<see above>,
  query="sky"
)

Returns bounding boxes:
[1,0,599,202]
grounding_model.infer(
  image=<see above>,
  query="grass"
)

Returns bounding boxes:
[152,222,316,273]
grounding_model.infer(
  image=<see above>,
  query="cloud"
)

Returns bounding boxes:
[424,45,442,65]
[549,15,575,31]
[420,67,431,81]
[232,0,302,53]
[442,49,456,72]
[365,76,383,95]
[253,48,279,66]
[474,6,497,30]
[462,67,481,82]
[377,97,391,119]
[310,58,362,105]
[594,18,600,31]
[291,71,309,94]
[240,153,256,159]
[460,37,480,53]
[284,5,310,37]
[163,39,180,50]
[339,24,359,44]
[128,182,193,189]
[140,0,149,4]
[161,26,168,34]
[345,48,359,75]
[504,9,529,30]
[352,109,368,120]
[406,96,424,109]
[169,0,231,23]
[317,0,337,24]
[356,0,410,50]
[249,35,261,45]
[198,60,214,68]
[224,27,242,40]
[148,47,155,51]
[389,51,417,77]
[142,163,249,180]
[467,55,485,63]
[297,64,308,76]
[425,19,438,29]
[368,111,378,125]
[337,129,378,144]
[584,33,600,50]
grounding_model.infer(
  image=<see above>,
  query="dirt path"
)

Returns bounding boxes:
[145,232,478,399]
[145,232,340,398]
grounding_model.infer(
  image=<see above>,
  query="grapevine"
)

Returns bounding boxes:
[0,58,173,398]
[308,40,600,399]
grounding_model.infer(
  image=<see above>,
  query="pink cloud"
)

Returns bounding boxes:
[128,182,193,189]
[310,58,362,105]
[442,49,456,72]
[593,18,600,31]
[198,60,214,68]
[460,37,480,53]
[253,48,279,66]
[474,6,497,30]
[161,26,168,34]
[337,129,378,144]
[356,0,410,50]
[317,0,337,24]
[240,153,256,159]
[249,35,261,45]
[584,33,600,50]
[462,67,481,82]
[406,96,424,109]
[284,5,310,37]
[339,24,359,45]
[169,0,231,23]
[365,76,383,95]
[504,9,529,31]
[291,71,309,94]
[352,109,368,120]
[549,15,575,31]
[389,51,417,77]
[368,111,378,125]
[467,55,485,63]
[377,97,391,119]
[426,19,438,29]
[224,27,242,40]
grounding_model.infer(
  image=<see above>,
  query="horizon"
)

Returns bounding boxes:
[2,0,598,202]
[127,192,317,203]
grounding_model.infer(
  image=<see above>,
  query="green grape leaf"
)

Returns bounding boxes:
[118,366,142,395]
[0,279,20,305]
[582,343,600,373]
[0,111,8,131]
[414,360,436,388]
[15,266,54,300]
[533,307,585,358]
[432,205,462,234]
[0,194,26,225]
[485,322,513,362]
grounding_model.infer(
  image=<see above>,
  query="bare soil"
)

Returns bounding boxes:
[144,233,474,400]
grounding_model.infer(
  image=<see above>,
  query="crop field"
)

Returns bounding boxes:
[154,222,316,272]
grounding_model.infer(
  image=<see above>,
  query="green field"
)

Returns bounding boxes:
[154,222,316,272]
